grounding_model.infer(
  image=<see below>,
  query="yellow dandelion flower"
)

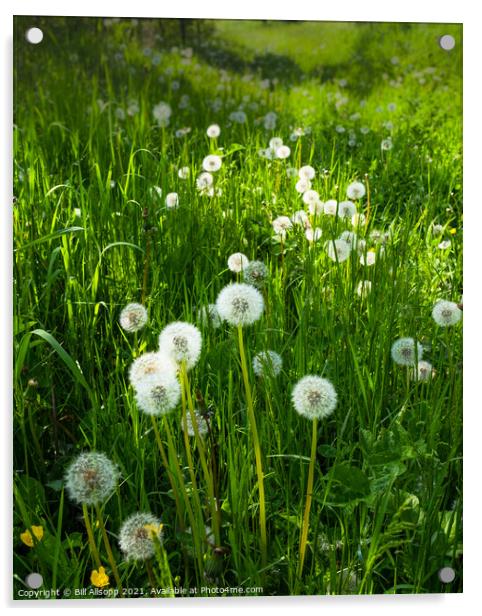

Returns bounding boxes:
[91,566,110,588]
[20,525,44,547]
[143,523,163,537]
[449,228,457,235]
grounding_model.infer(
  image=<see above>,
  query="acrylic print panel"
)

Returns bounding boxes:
[13,16,462,599]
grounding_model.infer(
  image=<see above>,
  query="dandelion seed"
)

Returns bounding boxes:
[292,375,337,420]
[323,200,338,216]
[216,283,264,327]
[276,145,291,159]
[153,101,172,126]
[337,200,357,218]
[295,178,312,193]
[119,512,163,561]
[299,165,316,180]
[391,337,423,366]
[129,352,177,391]
[119,303,148,333]
[432,300,462,327]
[65,452,119,506]
[206,124,221,138]
[305,227,322,242]
[326,239,351,262]
[165,192,179,209]
[252,350,283,378]
[202,155,222,172]
[20,526,44,547]
[181,409,209,438]
[197,304,222,328]
[272,216,293,238]
[411,360,434,382]
[158,322,202,369]
[227,252,249,273]
[242,260,269,288]
[302,189,320,205]
[346,181,366,200]
[356,280,372,298]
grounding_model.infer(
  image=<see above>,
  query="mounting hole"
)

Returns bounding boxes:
[439,34,455,51]
[26,27,43,44]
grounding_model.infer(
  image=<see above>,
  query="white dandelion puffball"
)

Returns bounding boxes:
[65,452,119,506]
[165,192,179,209]
[182,409,209,438]
[337,200,357,219]
[299,165,316,180]
[391,337,423,366]
[381,138,393,151]
[178,166,190,180]
[135,373,181,416]
[272,216,293,237]
[295,178,312,194]
[129,352,177,391]
[346,181,366,200]
[339,230,357,248]
[305,227,322,242]
[228,252,249,273]
[242,260,269,288]
[411,360,434,382]
[197,304,222,328]
[119,303,148,333]
[309,200,324,216]
[351,212,366,227]
[437,240,451,250]
[432,300,462,327]
[206,124,221,138]
[356,280,372,298]
[326,239,351,262]
[153,101,172,126]
[360,250,376,266]
[202,154,222,172]
[292,210,309,226]
[196,172,213,190]
[302,189,320,205]
[269,137,283,150]
[292,375,337,421]
[276,145,291,159]
[158,322,202,369]
[119,512,163,561]
[216,283,264,327]
[286,166,298,178]
[253,350,283,378]
[324,200,338,216]
[229,110,247,124]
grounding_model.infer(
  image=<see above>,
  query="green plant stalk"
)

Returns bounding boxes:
[180,363,221,547]
[297,418,318,584]
[82,503,101,570]
[95,504,124,596]
[237,324,267,567]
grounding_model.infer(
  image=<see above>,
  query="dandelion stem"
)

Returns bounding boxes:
[180,363,222,547]
[297,418,318,584]
[150,415,185,530]
[82,503,101,570]
[365,174,371,228]
[95,504,124,596]
[145,558,156,589]
[141,229,151,305]
[237,325,267,567]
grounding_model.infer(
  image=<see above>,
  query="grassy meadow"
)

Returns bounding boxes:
[13,17,462,598]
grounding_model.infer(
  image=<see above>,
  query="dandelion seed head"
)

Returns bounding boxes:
[337,200,357,219]
[202,155,222,172]
[119,303,148,333]
[326,239,351,262]
[165,192,179,209]
[323,200,338,216]
[135,373,181,416]
[299,165,316,180]
[432,300,462,327]
[119,512,163,561]
[360,250,376,266]
[178,166,190,180]
[153,101,172,126]
[182,409,209,438]
[272,216,293,237]
[227,252,249,273]
[411,360,434,382]
[309,200,324,216]
[346,181,366,200]
[197,304,222,328]
[206,124,221,138]
[356,280,372,298]
[158,322,202,369]
[65,452,119,506]
[269,137,283,150]
[292,375,337,420]
[302,190,320,205]
[196,172,214,190]
[242,260,269,288]
[292,210,310,226]
[391,337,423,366]
[216,283,264,326]
[295,179,312,193]
[305,227,322,242]
[253,350,283,378]
[129,352,177,390]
